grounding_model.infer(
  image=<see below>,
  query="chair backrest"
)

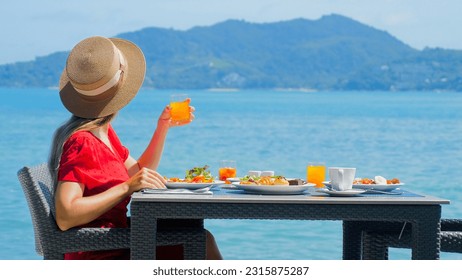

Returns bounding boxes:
[17,163,58,257]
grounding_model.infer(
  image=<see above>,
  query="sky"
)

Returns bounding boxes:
[1,0,461,65]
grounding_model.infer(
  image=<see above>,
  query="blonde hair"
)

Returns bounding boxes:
[48,114,116,187]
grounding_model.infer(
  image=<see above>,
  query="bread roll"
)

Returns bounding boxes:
[273,177,289,185]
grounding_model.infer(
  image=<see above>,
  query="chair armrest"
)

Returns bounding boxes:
[43,219,206,258]
[441,219,462,231]
[441,231,462,253]
[47,227,130,254]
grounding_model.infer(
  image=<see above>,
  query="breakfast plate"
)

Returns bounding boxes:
[233,182,315,195]
[316,188,366,197]
[165,180,224,190]
[322,181,404,192]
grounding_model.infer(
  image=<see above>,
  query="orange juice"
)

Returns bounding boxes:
[307,164,326,187]
[219,167,237,181]
[170,99,190,121]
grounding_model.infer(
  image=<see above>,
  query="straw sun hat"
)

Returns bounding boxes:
[59,36,146,118]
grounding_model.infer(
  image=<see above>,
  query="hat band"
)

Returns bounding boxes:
[75,48,126,100]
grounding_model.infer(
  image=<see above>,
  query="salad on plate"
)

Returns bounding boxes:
[167,165,215,183]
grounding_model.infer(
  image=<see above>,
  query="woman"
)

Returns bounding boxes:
[49,36,222,260]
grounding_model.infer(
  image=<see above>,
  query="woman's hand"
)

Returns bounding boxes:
[158,99,195,128]
[125,167,166,193]
[135,100,195,173]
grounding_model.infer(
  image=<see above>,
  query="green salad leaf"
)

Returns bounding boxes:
[185,165,213,180]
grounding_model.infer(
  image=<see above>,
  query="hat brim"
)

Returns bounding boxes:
[59,38,146,118]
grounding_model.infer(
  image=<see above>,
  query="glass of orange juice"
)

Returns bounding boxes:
[170,93,190,121]
[219,160,237,182]
[307,162,326,188]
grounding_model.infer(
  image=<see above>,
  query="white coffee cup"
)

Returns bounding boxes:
[328,167,356,191]
[261,171,274,177]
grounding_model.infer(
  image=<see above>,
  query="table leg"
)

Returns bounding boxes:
[131,202,158,260]
[342,221,363,260]
[411,205,441,260]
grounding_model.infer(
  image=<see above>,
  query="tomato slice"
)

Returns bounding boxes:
[192,175,205,183]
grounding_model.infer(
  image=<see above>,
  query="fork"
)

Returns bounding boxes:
[192,186,212,193]
[141,186,212,194]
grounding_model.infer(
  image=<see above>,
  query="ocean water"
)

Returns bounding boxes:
[1,88,461,260]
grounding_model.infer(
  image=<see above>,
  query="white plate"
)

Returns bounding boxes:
[165,180,224,190]
[316,188,366,197]
[226,177,241,182]
[322,181,404,192]
[233,182,315,195]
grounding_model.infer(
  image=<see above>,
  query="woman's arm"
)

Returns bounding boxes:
[125,104,194,176]
[55,181,129,231]
[137,115,170,171]
[55,168,166,231]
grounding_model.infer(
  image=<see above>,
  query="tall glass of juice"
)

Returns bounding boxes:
[219,160,237,182]
[307,162,326,188]
[170,93,190,121]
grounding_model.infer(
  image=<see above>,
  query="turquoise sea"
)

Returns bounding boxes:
[1,88,462,260]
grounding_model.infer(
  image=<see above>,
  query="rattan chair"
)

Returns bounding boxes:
[361,220,462,259]
[18,163,206,259]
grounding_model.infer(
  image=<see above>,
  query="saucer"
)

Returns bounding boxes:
[316,188,366,197]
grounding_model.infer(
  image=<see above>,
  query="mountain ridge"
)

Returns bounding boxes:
[1,14,461,91]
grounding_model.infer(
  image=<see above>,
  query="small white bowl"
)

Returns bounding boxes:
[260,171,274,177]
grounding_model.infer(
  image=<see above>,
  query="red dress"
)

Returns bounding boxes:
[58,125,182,260]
